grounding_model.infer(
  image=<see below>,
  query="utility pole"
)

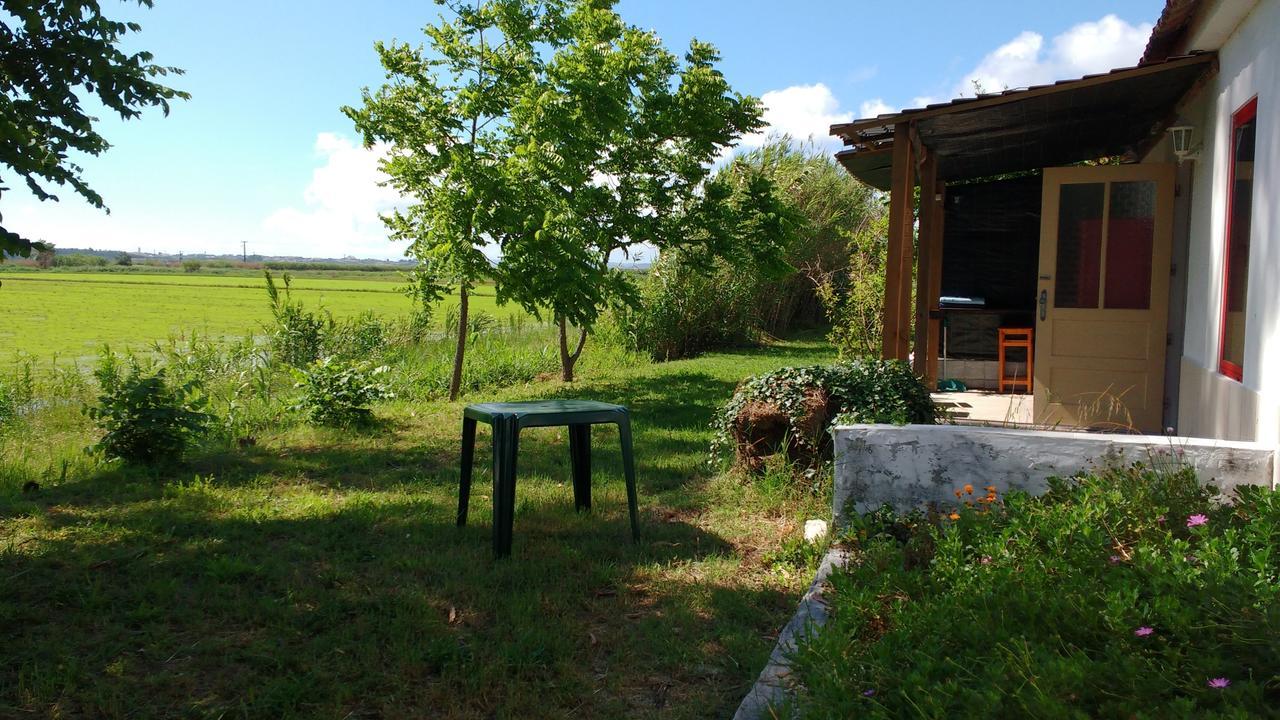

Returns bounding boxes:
[241,240,248,262]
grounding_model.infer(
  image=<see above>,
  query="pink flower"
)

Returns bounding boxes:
[862,689,876,697]
[1207,677,1231,689]
[1133,626,1154,637]
[1186,514,1209,528]
[979,555,992,565]
[1156,515,1166,524]
[1109,555,1124,564]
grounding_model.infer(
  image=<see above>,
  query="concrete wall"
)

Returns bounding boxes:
[831,424,1277,527]
[1175,0,1280,445]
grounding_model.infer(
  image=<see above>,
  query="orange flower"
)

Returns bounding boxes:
[954,490,963,498]
[948,512,960,520]
[963,484,974,495]
[985,485,998,493]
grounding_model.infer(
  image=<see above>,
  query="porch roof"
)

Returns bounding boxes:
[830,52,1217,190]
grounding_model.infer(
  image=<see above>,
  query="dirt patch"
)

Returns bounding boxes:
[731,387,834,472]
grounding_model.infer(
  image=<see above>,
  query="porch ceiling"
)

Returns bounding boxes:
[832,53,1217,190]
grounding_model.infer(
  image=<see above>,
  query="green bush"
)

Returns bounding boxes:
[711,359,936,466]
[52,252,109,267]
[325,311,388,359]
[182,259,202,273]
[264,270,331,367]
[293,357,393,427]
[0,379,15,427]
[86,353,212,465]
[789,466,1280,718]
[617,251,762,361]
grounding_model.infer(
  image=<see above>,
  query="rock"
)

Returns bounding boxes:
[804,519,827,543]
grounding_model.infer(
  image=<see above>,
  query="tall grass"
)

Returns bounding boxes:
[0,307,642,495]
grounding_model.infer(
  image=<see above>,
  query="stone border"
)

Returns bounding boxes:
[732,547,849,720]
[832,424,1278,527]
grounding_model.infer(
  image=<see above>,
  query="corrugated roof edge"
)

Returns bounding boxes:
[829,52,1216,140]
[1141,0,1202,65]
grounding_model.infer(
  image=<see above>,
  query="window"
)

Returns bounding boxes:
[1219,97,1257,381]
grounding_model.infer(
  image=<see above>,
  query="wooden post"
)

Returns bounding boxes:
[882,122,915,360]
[913,150,938,378]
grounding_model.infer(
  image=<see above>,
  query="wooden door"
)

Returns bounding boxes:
[1034,164,1175,432]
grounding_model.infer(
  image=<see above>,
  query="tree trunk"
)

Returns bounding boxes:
[557,315,588,382]
[449,286,469,401]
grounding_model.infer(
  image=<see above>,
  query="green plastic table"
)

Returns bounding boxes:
[458,400,640,558]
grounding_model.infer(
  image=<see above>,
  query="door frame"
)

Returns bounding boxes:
[1034,163,1176,431]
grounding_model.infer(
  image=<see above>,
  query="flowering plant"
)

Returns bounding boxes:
[789,465,1279,717]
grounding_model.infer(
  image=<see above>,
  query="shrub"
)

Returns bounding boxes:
[293,357,393,427]
[615,141,886,361]
[443,305,499,340]
[789,466,1280,718]
[616,250,762,361]
[325,311,388,360]
[712,359,935,472]
[264,270,331,367]
[0,379,15,427]
[815,223,886,360]
[182,259,203,273]
[86,353,212,465]
[52,252,109,267]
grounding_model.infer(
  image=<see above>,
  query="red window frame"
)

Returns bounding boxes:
[1218,96,1257,382]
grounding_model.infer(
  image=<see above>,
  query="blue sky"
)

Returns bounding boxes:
[5,0,1164,260]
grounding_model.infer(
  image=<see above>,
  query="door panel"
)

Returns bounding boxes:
[1034,164,1174,432]
[1050,320,1152,360]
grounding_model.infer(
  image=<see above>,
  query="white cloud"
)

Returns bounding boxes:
[859,98,894,119]
[853,14,1152,119]
[261,132,409,259]
[959,15,1152,94]
[734,83,854,154]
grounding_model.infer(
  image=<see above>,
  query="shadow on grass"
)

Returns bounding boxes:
[0,485,789,718]
[0,338,835,717]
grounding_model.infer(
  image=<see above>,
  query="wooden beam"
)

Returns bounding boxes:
[882,121,915,360]
[925,181,946,388]
[830,52,1217,139]
[912,151,938,378]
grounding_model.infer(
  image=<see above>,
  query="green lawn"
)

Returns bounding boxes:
[0,271,524,362]
[0,337,836,718]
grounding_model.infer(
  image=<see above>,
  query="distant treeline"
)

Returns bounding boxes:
[262,261,405,273]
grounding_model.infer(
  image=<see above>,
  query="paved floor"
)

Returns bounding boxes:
[933,390,1035,426]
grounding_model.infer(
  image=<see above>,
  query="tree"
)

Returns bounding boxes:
[0,0,188,261]
[344,0,568,400]
[34,244,55,268]
[495,1,788,381]
[733,138,883,334]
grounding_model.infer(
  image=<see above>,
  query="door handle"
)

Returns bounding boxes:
[1039,289,1048,321]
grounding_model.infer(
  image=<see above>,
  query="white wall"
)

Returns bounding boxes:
[1178,0,1279,445]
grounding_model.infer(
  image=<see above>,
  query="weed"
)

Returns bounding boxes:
[293,357,393,427]
[85,351,212,465]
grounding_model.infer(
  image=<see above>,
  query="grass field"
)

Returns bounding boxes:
[0,337,837,719]
[0,271,525,361]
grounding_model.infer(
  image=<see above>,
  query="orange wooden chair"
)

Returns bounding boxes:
[998,328,1033,394]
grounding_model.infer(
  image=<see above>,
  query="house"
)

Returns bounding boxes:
[830,0,1277,444]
